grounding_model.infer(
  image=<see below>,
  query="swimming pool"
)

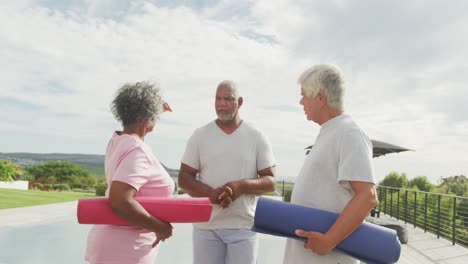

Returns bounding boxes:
[0,209,286,264]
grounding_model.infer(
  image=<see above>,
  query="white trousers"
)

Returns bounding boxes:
[192,227,258,264]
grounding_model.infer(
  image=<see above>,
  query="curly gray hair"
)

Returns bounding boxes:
[111,81,164,127]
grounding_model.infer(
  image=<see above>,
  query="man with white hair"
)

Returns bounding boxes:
[283,64,378,264]
[179,80,277,264]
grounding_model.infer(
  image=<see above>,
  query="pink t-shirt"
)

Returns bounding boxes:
[85,132,175,264]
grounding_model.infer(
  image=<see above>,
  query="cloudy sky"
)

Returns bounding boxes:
[1,0,467,184]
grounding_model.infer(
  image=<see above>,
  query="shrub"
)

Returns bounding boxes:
[72,188,96,194]
[95,183,107,196]
[53,183,71,191]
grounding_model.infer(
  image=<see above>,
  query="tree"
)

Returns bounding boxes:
[379,172,408,189]
[437,175,467,197]
[407,176,434,192]
[0,160,22,182]
[25,161,95,189]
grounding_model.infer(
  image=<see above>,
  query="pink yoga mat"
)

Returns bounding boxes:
[77,197,212,225]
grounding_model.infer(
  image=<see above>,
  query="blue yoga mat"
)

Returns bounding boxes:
[252,197,401,264]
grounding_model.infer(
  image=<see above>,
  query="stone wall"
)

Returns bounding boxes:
[0,180,29,190]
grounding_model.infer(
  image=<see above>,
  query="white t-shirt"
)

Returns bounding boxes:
[181,120,276,229]
[283,114,376,264]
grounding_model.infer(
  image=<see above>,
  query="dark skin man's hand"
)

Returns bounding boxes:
[209,186,231,205]
[218,186,233,208]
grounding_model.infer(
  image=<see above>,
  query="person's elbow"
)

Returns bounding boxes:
[178,172,188,189]
[366,188,379,209]
[369,194,378,208]
[351,182,378,210]
[108,181,136,215]
[108,195,130,215]
[264,175,276,192]
[178,163,198,190]
[258,166,277,192]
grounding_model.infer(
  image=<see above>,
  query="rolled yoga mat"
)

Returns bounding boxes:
[252,197,401,264]
[77,197,212,225]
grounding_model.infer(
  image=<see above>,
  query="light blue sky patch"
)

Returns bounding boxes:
[20,81,75,94]
[0,97,44,111]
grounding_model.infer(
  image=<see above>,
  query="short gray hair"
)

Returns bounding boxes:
[217,80,240,98]
[111,81,163,126]
[298,64,345,110]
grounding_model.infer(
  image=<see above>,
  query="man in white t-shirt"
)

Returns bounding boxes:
[178,80,277,264]
[282,64,378,264]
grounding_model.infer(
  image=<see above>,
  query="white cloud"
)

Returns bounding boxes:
[1,0,467,183]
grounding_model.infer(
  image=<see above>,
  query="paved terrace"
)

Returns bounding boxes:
[378,213,468,264]
[1,201,468,263]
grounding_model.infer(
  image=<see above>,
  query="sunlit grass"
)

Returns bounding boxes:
[0,188,96,209]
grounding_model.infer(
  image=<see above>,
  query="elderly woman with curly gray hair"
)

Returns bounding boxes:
[85,81,174,264]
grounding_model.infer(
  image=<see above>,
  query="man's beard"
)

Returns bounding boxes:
[216,111,234,122]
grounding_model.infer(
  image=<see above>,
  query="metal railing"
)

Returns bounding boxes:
[377,186,468,248]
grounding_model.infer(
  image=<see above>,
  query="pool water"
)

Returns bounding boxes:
[0,220,286,264]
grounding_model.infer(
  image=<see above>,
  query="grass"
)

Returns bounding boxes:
[275,181,294,193]
[0,188,96,209]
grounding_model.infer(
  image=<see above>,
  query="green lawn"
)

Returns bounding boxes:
[0,188,96,209]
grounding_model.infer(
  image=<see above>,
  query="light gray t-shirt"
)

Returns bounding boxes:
[182,120,276,229]
[283,114,376,264]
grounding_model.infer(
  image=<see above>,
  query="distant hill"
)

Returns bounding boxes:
[0,152,179,179]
